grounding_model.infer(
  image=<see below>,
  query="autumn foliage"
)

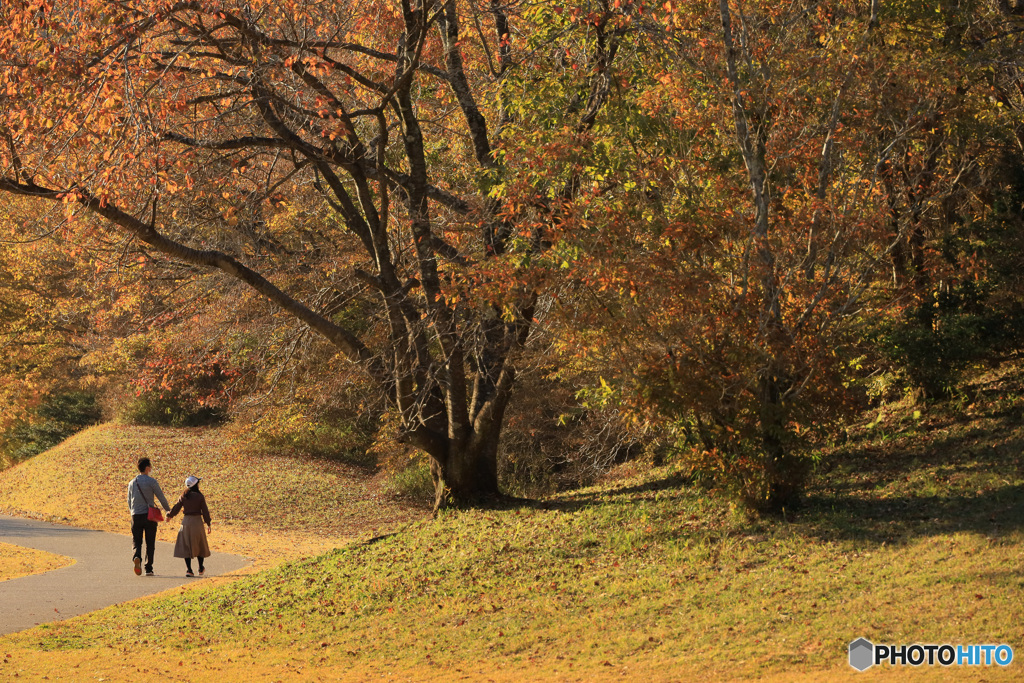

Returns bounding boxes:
[1,0,1023,511]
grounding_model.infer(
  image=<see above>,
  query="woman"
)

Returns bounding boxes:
[167,475,212,577]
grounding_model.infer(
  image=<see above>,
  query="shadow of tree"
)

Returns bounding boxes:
[531,409,1023,549]
[489,367,1024,553]
[798,485,1024,545]
[793,381,1024,545]
[525,471,695,513]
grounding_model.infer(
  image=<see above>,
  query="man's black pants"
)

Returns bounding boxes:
[131,513,158,573]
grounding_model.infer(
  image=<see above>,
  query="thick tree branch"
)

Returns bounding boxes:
[0,176,380,377]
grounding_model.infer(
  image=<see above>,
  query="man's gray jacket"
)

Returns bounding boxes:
[127,474,171,515]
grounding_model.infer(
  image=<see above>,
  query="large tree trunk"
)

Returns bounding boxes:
[429,437,501,513]
[427,364,514,513]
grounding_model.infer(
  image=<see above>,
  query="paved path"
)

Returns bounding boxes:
[0,514,250,635]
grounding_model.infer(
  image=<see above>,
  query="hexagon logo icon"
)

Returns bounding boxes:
[849,638,874,671]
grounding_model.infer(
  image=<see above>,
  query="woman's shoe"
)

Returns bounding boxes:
[186,570,195,577]
[198,569,205,577]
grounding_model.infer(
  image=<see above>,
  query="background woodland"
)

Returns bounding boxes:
[2,0,1023,513]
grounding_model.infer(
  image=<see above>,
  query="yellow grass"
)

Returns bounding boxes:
[2,631,1017,682]
[0,423,424,569]
[0,542,73,581]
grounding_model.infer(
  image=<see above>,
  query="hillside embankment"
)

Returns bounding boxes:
[0,423,424,568]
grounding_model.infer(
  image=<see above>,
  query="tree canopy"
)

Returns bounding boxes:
[2,0,1023,511]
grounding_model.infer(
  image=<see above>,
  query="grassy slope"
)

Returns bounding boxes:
[1,368,1023,681]
[0,543,73,582]
[0,423,423,567]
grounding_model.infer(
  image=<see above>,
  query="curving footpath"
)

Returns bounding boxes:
[0,514,250,635]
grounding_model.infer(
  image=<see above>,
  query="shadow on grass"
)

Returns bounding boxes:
[789,376,1024,545]
[521,462,1024,549]
[825,408,1023,475]
[522,429,1024,549]
[525,471,695,513]
[485,368,1024,551]
[799,485,1024,545]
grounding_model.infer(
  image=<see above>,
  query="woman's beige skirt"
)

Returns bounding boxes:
[173,515,211,559]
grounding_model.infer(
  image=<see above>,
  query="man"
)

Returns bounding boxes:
[127,457,171,576]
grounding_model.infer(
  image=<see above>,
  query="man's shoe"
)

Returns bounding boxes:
[133,557,142,576]
[145,570,155,576]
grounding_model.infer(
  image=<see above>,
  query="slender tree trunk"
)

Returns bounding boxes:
[755,373,806,514]
[720,0,801,512]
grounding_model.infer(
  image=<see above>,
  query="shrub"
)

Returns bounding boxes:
[121,392,226,428]
[381,456,435,505]
[879,154,1024,399]
[246,405,376,467]
[0,391,102,466]
[121,351,236,427]
[881,287,1024,399]
[677,443,811,515]
[496,369,655,497]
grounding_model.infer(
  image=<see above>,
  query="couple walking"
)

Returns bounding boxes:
[127,457,213,577]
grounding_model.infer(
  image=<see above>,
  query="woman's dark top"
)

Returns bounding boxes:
[168,491,211,525]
